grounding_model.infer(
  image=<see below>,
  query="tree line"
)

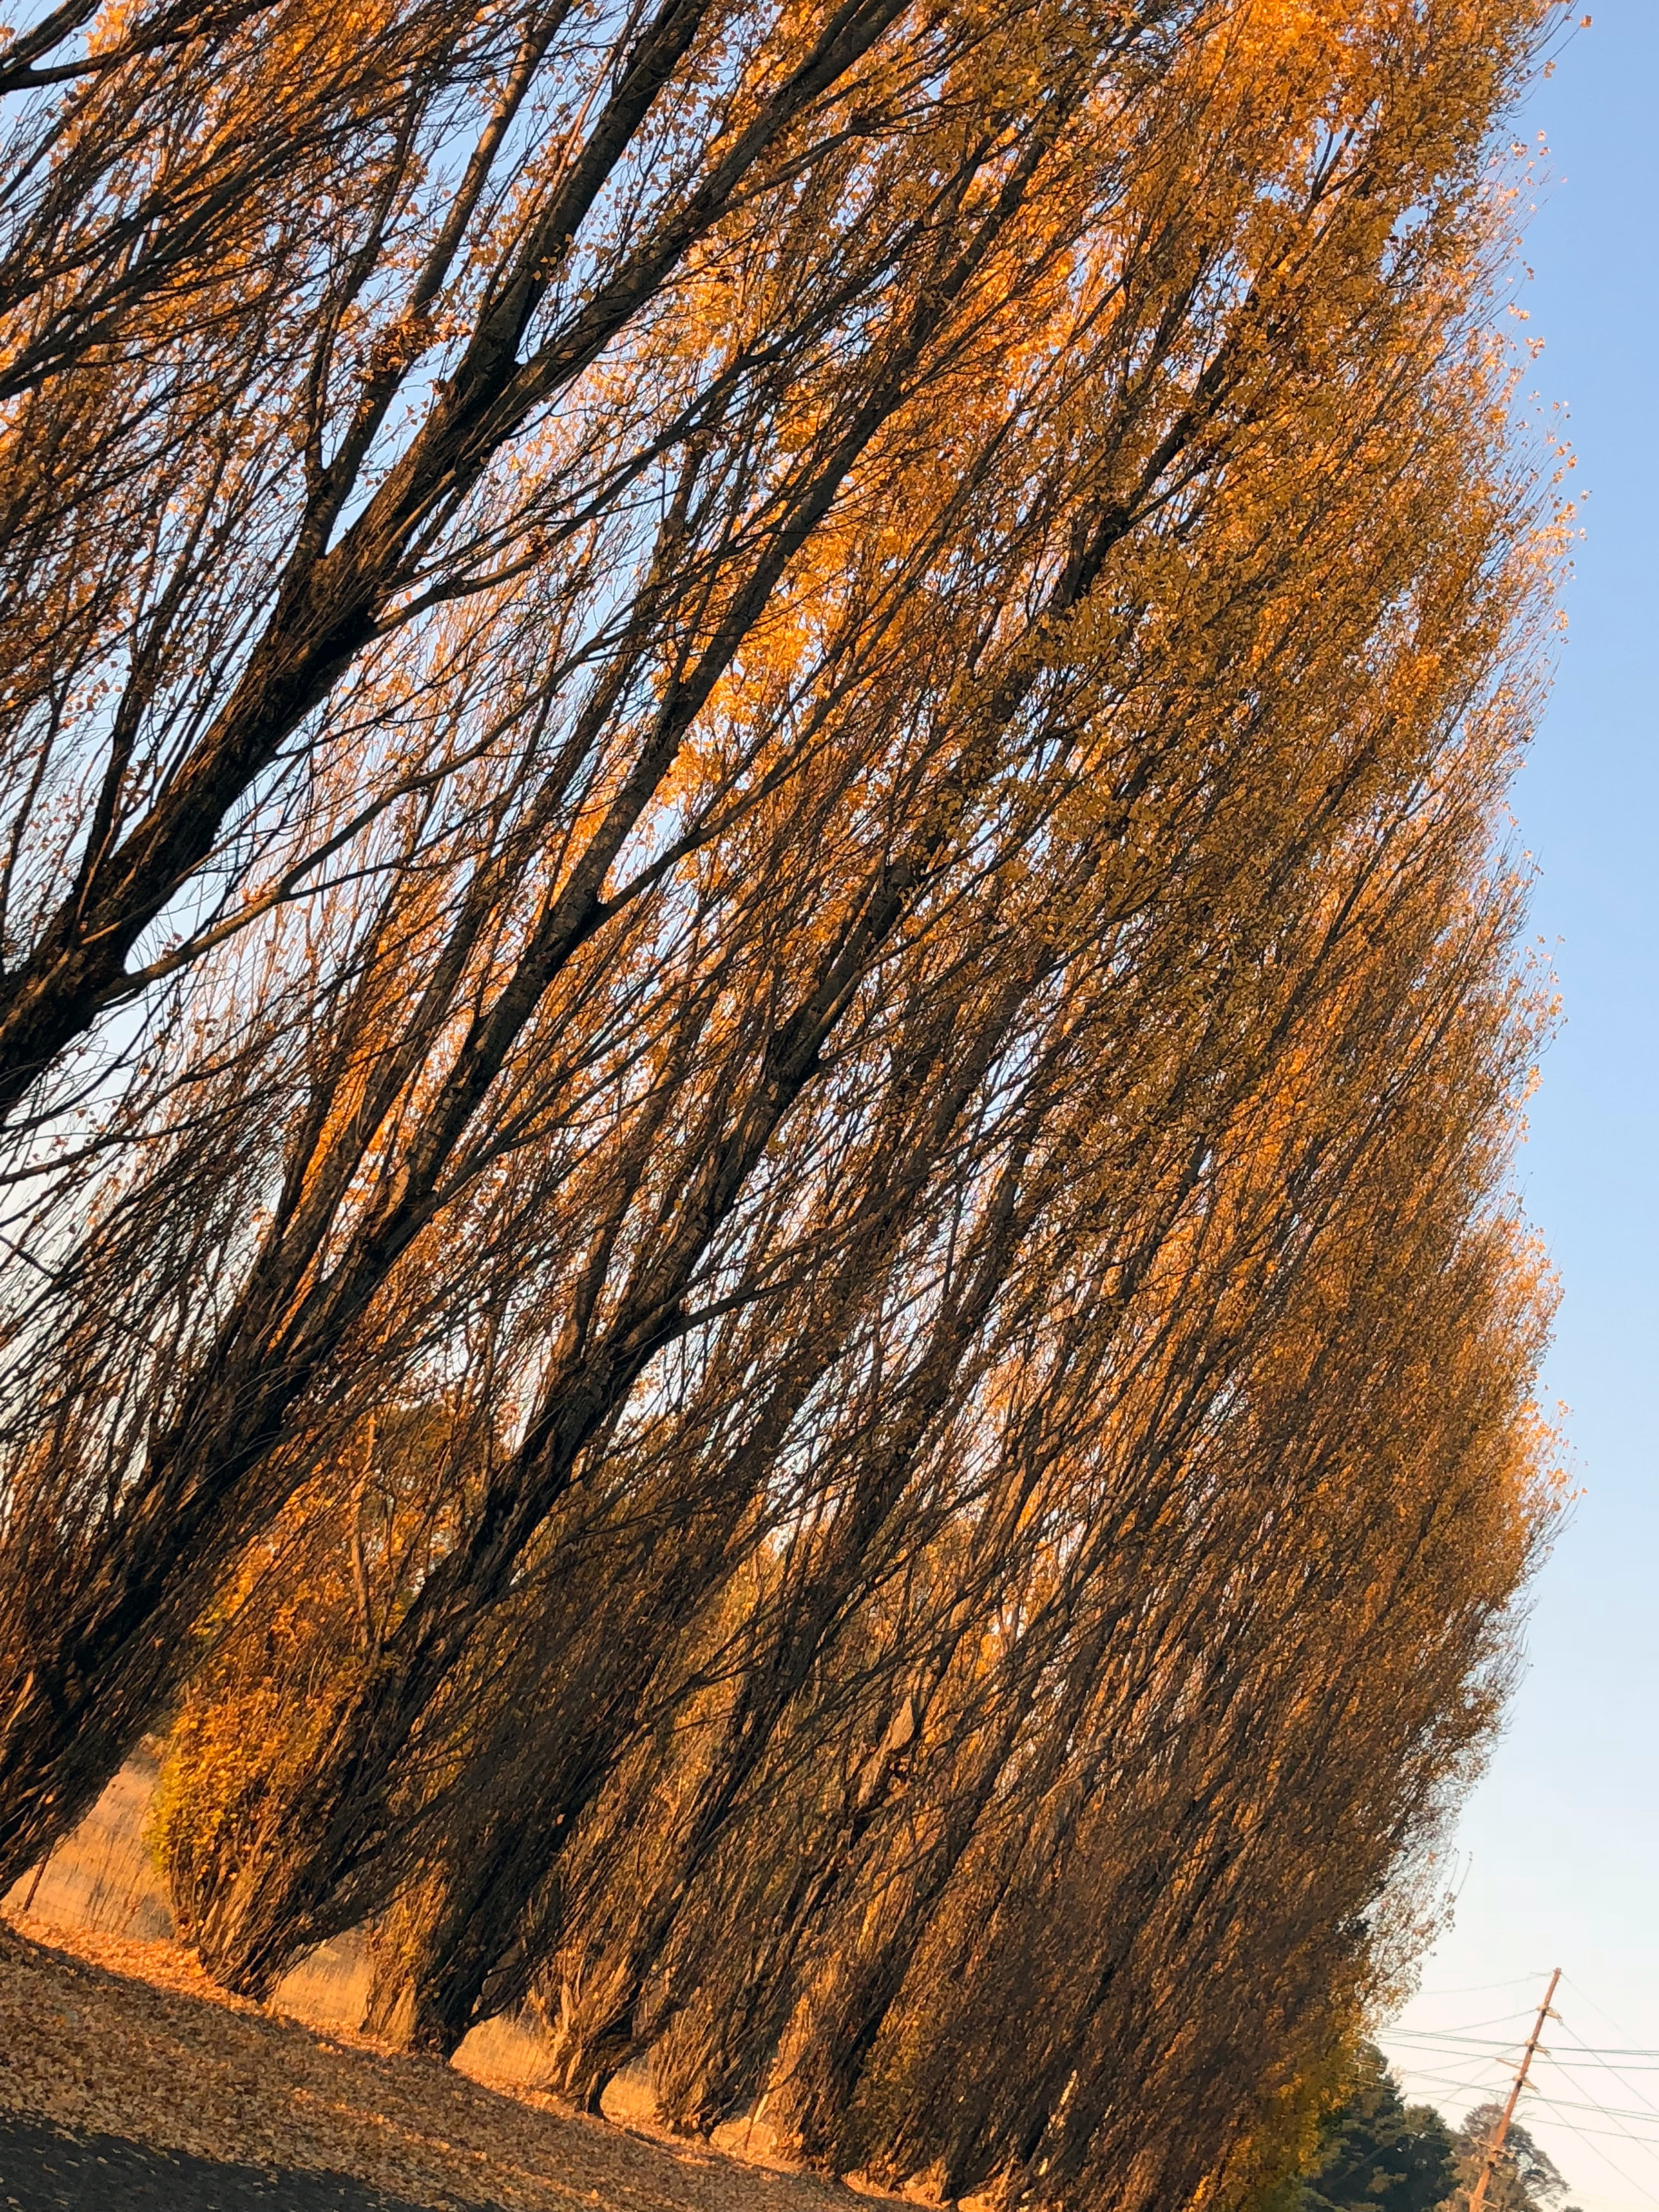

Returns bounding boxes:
[0,0,1570,2205]
[1281,2045,1578,2212]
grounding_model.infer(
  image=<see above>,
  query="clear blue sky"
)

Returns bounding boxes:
[1380,9,1659,2210]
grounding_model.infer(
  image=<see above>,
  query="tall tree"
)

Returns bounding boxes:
[3,0,1565,1886]
[0,0,1575,2205]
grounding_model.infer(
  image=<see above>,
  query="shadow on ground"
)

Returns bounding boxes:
[0,2112,497,2210]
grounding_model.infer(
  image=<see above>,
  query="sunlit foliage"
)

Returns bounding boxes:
[0,0,1570,2202]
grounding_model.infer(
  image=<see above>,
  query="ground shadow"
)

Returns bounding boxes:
[0,2112,498,2210]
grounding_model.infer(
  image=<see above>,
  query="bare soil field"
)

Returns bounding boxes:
[0,1758,923,2211]
[0,1913,871,2212]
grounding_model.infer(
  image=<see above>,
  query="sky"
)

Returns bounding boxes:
[1377,8,1659,2210]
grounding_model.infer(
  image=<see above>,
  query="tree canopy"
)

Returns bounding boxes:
[1279,2054,1581,2212]
[0,0,1573,2205]
[1292,2046,1459,2212]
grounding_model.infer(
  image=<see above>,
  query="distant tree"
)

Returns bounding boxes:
[1452,2104,1581,2212]
[1291,2046,1457,2212]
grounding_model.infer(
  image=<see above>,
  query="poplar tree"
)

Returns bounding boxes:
[0,0,1572,2203]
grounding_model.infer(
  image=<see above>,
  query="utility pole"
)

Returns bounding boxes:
[1467,1968,1561,2212]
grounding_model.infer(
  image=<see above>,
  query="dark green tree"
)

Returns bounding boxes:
[1295,2046,1458,2212]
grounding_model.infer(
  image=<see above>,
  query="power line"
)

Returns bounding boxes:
[1389,2053,1522,2088]
[1386,2035,1536,2054]
[1553,2001,1659,2122]
[1535,2056,1659,2076]
[1396,2074,1527,2108]
[1387,2035,1659,2063]
[1527,2091,1659,2212]
[1389,1988,1659,2212]
[1561,1978,1656,2046]
[1417,1979,1544,1998]
[1521,2099,1659,2130]
[1381,1973,1659,2210]
[1390,2047,1659,2077]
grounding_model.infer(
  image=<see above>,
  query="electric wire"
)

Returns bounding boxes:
[1555,1991,1659,2122]
[1377,1989,1659,2212]
[1417,1980,1544,1998]
[1528,2091,1659,2212]
[1386,2035,1659,2063]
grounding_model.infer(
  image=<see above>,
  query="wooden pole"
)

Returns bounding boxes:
[1467,1968,1561,2212]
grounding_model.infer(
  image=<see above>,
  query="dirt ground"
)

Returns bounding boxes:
[0,2107,452,2211]
[0,1915,877,2212]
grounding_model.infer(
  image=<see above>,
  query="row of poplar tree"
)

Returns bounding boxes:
[0,0,1570,2205]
